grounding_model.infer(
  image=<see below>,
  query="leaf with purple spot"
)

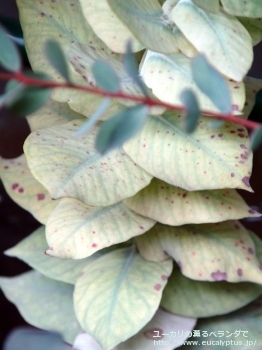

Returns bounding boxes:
[24,120,153,206]
[124,178,260,225]
[0,154,58,224]
[74,247,172,349]
[161,266,262,318]
[136,221,262,284]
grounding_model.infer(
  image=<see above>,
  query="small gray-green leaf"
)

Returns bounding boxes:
[250,127,262,151]
[180,89,200,133]
[0,24,21,72]
[44,40,70,82]
[192,54,232,114]
[92,60,120,92]
[96,105,148,153]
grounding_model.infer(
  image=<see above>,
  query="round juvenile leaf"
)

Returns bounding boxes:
[24,120,152,206]
[5,226,109,284]
[0,154,58,224]
[140,51,245,114]
[0,271,82,344]
[96,105,148,154]
[0,24,21,72]
[44,40,70,82]
[123,113,253,192]
[107,0,179,54]
[191,54,232,114]
[124,178,260,226]
[170,0,253,81]
[136,221,262,284]
[161,267,262,318]
[74,247,173,350]
[46,198,155,259]
[115,308,196,350]
[238,17,262,46]
[221,0,262,18]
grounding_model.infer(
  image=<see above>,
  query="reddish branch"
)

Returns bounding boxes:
[0,71,260,130]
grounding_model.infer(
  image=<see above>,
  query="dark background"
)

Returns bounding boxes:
[1,1,262,349]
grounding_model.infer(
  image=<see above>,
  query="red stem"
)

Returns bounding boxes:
[0,71,260,130]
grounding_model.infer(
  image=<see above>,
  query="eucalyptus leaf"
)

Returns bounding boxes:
[44,40,70,82]
[0,24,21,72]
[221,0,262,18]
[96,105,148,154]
[250,127,262,151]
[92,60,120,92]
[191,54,232,114]
[0,271,82,344]
[180,89,200,133]
[74,247,173,349]
[191,0,219,14]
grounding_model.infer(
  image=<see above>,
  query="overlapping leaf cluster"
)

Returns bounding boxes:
[1,0,262,349]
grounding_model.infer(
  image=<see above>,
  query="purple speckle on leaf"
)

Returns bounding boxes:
[211,270,227,281]
[242,176,251,187]
[237,268,243,277]
[154,284,162,291]
[248,247,254,255]
[12,183,19,190]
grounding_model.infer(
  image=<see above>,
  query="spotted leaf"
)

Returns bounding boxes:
[221,0,262,18]
[74,247,173,349]
[136,221,262,284]
[0,154,58,224]
[124,178,260,225]
[123,113,252,192]
[24,120,152,206]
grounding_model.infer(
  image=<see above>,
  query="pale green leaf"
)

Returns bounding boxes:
[140,51,245,114]
[46,198,155,259]
[124,178,260,225]
[26,98,85,132]
[24,120,152,206]
[92,60,120,92]
[191,0,219,14]
[44,40,70,82]
[136,221,262,283]
[0,154,58,224]
[0,24,21,72]
[242,76,262,120]
[172,27,198,58]
[5,226,110,284]
[107,0,179,54]
[115,308,196,350]
[74,247,173,349]
[180,89,200,133]
[170,0,253,81]
[161,266,262,318]
[96,105,148,154]
[238,17,262,46]
[78,0,144,53]
[123,113,253,192]
[0,271,82,344]
[162,0,180,16]
[183,296,262,349]
[191,54,232,114]
[221,0,262,18]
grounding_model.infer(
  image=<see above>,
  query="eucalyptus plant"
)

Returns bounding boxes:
[1,0,262,349]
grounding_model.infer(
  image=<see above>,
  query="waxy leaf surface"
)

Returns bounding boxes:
[171,0,253,81]
[5,226,107,284]
[124,178,259,225]
[46,198,155,259]
[161,267,262,318]
[24,120,152,206]
[136,221,262,283]
[0,271,82,344]
[239,17,262,46]
[107,0,179,53]
[0,155,58,224]
[74,247,173,349]
[221,0,262,18]
[140,51,245,114]
[191,0,219,13]
[123,113,252,192]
